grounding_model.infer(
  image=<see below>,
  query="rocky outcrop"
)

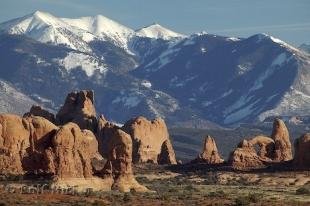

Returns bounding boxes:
[102,128,148,192]
[0,114,58,175]
[56,90,97,132]
[270,118,292,161]
[22,116,59,173]
[293,133,310,169]
[248,135,274,161]
[123,116,177,164]
[158,139,177,165]
[228,140,265,170]
[193,136,224,164]
[23,105,56,123]
[0,114,31,175]
[0,114,99,177]
[44,122,102,179]
[229,118,293,170]
[0,113,145,191]
[96,115,120,157]
[0,90,150,192]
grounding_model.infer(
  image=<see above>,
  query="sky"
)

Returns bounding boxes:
[0,0,309,46]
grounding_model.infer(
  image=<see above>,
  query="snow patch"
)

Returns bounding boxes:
[135,23,185,40]
[271,52,287,67]
[58,52,107,76]
[112,95,141,108]
[226,37,240,41]
[141,80,152,88]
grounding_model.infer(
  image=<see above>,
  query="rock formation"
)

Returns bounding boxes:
[248,135,274,161]
[228,140,265,170]
[44,122,102,179]
[96,115,120,157]
[22,116,59,173]
[158,139,177,165]
[0,114,32,175]
[228,118,293,170]
[293,133,310,169]
[270,118,292,161]
[0,109,147,192]
[56,90,97,132]
[193,135,224,164]
[102,128,148,192]
[23,105,56,123]
[123,116,177,164]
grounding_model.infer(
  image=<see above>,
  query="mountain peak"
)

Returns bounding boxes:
[249,33,299,52]
[32,10,49,17]
[135,23,185,40]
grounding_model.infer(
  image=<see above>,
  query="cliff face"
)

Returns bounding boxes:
[123,116,177,164]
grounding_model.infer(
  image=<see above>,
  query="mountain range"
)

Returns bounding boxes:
[0,11,309,128]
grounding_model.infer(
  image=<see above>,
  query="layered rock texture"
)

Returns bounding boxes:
[293,133,310,169]
[193,136,224,164]
[123,116,177,164]
[229,118,293,170]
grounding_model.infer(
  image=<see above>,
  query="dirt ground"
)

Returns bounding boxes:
[0,164,309,206]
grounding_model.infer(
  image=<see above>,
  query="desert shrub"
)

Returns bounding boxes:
[168,187,178,193]
[207,190,227,198]
[184,184,199,192]
[123,192,132,202]
[247,193,263,203]
[92,200,106,206]
[136,176,150,184]
[296,187,310,195]
[234,193,263,205]
[234,196,250,206]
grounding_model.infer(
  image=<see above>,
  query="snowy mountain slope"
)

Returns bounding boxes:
[135,23,185,40]
[133,33,310,125]
[0,33,217,128]
[0,11,95,52]
[0,11,186,55]
[0,79,38,115]
[62,15,134,53]
[0,11,309,127]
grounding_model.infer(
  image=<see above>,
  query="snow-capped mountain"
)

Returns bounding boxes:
[133,33,310,125]
[135,23,185,40]
[0,11,96,52]
[0,11,309,127]
[61,15,135,53]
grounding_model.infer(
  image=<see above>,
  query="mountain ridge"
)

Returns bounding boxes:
[0,11,309,127]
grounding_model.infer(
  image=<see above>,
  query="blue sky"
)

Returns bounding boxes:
[0,0,309,46]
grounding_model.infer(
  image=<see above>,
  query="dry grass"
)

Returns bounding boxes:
[0,165,309,205]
